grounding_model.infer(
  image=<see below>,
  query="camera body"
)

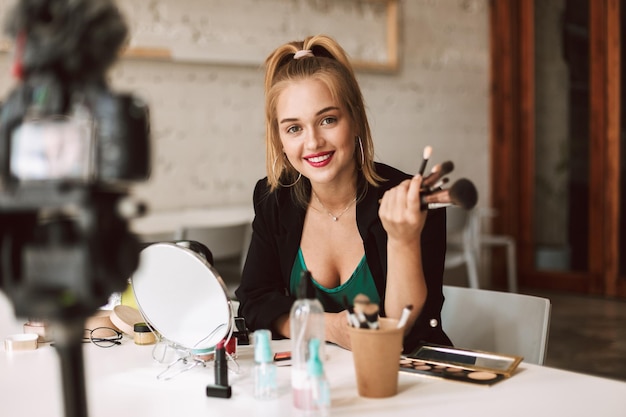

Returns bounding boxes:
[0,81,150,186]
[0,0,150,321]
[0,86,150,320]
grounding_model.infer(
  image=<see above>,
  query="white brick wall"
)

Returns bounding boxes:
[0,0,489,212]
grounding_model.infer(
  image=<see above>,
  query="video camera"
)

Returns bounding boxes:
[0,0,150,417]
[0,0,150,321]
[0,2,150,415]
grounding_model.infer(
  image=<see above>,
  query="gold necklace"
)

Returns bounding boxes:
[312,191,357,222]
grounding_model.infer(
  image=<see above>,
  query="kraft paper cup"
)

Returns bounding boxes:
[348,317,404,398]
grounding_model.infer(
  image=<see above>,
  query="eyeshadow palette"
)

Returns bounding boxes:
[399,357,505,385]
[399,343,523,386]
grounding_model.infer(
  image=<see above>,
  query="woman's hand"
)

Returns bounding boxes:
[325,311,352,350]
[378,174,428,331]
[378,174,427,244]
[274,311,352,350]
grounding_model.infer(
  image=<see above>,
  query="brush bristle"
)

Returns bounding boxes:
[449,178,478,209]
[439,161,454,175]
[423,145,432,159]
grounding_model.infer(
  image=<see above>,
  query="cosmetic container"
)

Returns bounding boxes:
[214,340,228,387]
[253,329,277,400]
[206,340,232,399]
[133,322,156,345]
[305,338,330,416]
[290,270,325,411]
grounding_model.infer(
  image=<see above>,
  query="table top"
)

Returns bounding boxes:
[2,325,626,417]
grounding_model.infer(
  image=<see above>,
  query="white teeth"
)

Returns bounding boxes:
[308,154,331,163]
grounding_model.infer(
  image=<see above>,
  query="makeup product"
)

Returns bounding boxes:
[353,293,370,308]
[4,333,38,351]
[421,160,455,188]
[23,320,51,343]
[420,178,478,210]
[254,330,277,400]
[133,322,157,345]
[290,271,325,411]
[223,336,237,357]
[429,176,449,191]
[362,303,380,329]
[110,305,143,336]
[352,294,371,329]
[274,351,292,363]
[399,357,505,385]
[214,340,228,386]
[418,145,433,176]
[342,295,361,328]
[400,343,522,386]
[396,304,414,329]
[206,340,232,399]
[345,309,360,328]
[304,338,330,414]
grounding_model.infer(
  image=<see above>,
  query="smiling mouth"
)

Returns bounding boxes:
[305,152,333,164]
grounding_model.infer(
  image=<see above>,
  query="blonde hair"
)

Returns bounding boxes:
[264,34,382,206]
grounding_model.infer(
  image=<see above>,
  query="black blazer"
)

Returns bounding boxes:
[235,162,451,353]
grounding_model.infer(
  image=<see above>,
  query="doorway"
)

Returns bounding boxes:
[490,0,625,297]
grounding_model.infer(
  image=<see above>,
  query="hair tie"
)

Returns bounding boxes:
[294,49,314,60]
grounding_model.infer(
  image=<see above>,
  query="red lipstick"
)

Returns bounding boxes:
[304,151,334,168]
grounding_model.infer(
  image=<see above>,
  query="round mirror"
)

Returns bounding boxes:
[131,242,232,351]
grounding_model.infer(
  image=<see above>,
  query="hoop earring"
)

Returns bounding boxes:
[273,156,302,188]
[356,136,365,167]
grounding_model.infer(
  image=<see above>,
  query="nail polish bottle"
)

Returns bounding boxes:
[254,329,277,400]
[306,338,330,416]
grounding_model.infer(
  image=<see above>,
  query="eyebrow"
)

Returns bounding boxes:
[279,106,340,124]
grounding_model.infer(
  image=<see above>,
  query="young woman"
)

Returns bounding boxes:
[235,35,451,352]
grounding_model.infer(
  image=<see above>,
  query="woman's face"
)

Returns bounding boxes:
[276,78,356,189]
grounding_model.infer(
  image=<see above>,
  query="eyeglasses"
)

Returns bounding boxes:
[83,327,123,348]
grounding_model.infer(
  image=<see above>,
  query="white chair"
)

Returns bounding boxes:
[444,207,480,289]
[441,285,551,365]
[479,208,518,292]
[445,207,518,292]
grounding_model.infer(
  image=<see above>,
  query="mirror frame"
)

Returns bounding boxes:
[131,241,234,353]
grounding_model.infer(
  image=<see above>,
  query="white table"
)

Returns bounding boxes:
[2,308,626,417]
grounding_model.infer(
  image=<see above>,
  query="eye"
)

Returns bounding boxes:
[321,117,336,126]
[286,125,302,134]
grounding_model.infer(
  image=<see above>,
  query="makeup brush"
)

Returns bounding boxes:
[422,161,454,188]
[362,303,380,329]
[421,178,478,210]
[352,294,371,329]
[418,145,433,176]
[353,294,371,311]
[397,305,414,329]
[430,176,450,192]
[343,295,361,328]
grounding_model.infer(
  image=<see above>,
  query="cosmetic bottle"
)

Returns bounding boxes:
[305,338,330,416]
[254,329,277,400]
[290,270,325,411]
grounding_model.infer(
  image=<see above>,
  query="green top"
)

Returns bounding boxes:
[290,248,380,312]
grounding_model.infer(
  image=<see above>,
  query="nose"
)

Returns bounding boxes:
[304,127,324,150]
